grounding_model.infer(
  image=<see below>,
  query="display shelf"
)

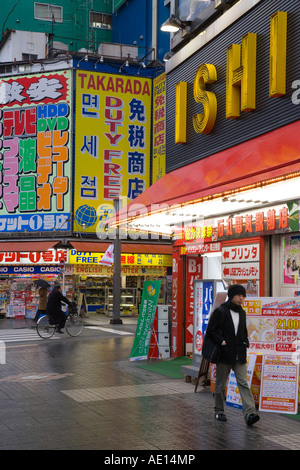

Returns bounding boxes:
[77,276,107,313]
[104,287,137,316]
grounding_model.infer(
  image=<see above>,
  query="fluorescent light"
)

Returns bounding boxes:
[124,174,300,236]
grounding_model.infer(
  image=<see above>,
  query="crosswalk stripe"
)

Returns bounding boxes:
[85,326,133,336]
[0,329,60,342]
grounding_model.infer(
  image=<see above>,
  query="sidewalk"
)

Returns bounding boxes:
[0,312,299,451]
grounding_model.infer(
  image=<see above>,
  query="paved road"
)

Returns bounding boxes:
[0,317,298,452]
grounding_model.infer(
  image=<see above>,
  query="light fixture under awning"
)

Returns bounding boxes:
[110,120,300,235]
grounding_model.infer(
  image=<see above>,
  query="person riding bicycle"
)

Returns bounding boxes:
[46,283,72,334]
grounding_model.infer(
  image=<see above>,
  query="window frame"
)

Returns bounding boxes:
[90,11,112,30]
[34,2,63,23]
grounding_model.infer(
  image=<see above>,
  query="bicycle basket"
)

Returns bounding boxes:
[69,302,78,315]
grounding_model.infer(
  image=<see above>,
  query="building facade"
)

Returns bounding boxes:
[114,0,300,359]
[0,1,173,322]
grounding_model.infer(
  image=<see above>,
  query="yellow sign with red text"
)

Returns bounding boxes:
[74,71,152,233]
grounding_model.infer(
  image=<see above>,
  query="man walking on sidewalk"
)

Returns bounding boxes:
[205,284,260,426]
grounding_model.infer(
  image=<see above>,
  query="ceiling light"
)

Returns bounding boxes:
[161,15,189,32]
[163,51,174,62]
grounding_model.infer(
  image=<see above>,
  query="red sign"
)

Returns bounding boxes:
[185,256,202,354]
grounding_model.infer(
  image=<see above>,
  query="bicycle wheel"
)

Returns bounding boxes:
[66,314,84,337]
[36,315,56,339]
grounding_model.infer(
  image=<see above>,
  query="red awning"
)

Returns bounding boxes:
[116,120,300,222]
[0,241,60,252]
[70,241,172,255]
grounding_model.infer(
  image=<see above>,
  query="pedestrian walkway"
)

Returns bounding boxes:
[0,313,299,451]
[61,380,194,402]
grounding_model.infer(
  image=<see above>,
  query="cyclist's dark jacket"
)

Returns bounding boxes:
[46,287,70,321]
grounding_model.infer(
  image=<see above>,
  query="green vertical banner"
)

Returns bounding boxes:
[129,280,162,361]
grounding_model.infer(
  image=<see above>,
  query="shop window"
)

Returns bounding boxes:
[90,11,112,30]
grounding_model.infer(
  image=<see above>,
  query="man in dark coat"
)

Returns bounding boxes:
[205,284,259,426]
[46,284,71,333]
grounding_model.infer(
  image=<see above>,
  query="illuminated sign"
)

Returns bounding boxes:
[0,249,67,264]
[69,249,172,267]
[178,202,295,243]
[175,11,287,138]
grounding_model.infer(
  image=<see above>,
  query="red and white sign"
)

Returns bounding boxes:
[185,256,203,353]
[183,242,221,255]
[222,262,260,279]
[0,249,68,265]
[222,244,259,262]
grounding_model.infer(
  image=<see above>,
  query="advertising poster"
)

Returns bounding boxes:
[283,234,300,285]
[259,354,299,414]
[74,71,152,234]
[129,280,161,361]
[152,73,166,183]
[244,297,300,354]
[193,280,214,359]
[0,71,72,233]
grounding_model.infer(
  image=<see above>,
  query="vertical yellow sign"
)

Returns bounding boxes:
[74,71,152,233]
[152,73,166,183]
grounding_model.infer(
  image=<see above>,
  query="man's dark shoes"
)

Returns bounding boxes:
[246,413,260,426]
[56,328,64,334]
[215,413,227,421]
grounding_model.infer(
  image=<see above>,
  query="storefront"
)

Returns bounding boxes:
[68,242,172,316]
[111,0,300,357]
[0,240,172,319]
[0,241,68,318]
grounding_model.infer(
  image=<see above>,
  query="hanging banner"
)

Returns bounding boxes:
[99,244,114,266]
[152,72,166,183]
[129,280,161,361]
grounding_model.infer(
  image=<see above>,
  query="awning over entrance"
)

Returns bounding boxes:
[0,241,60,252]
[70,241,172,255]
[116,120,300,223]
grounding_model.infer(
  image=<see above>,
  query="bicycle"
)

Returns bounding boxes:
[36,303,84,339]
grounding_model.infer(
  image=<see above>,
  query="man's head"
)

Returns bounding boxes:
[228,284,246,306]
[54,283,61,290]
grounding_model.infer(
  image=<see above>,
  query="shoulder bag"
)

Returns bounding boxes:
[201,305,225,364]
[201,335,220,363]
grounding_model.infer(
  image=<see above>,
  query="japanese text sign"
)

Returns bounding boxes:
[244,297,300,354]
[74,71,152,233]
[259,354,299,414]
[152,73,166,183]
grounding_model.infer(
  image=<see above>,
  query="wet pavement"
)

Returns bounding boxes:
[0,314,299,453]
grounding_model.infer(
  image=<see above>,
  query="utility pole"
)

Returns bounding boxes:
[110,198,122,325]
